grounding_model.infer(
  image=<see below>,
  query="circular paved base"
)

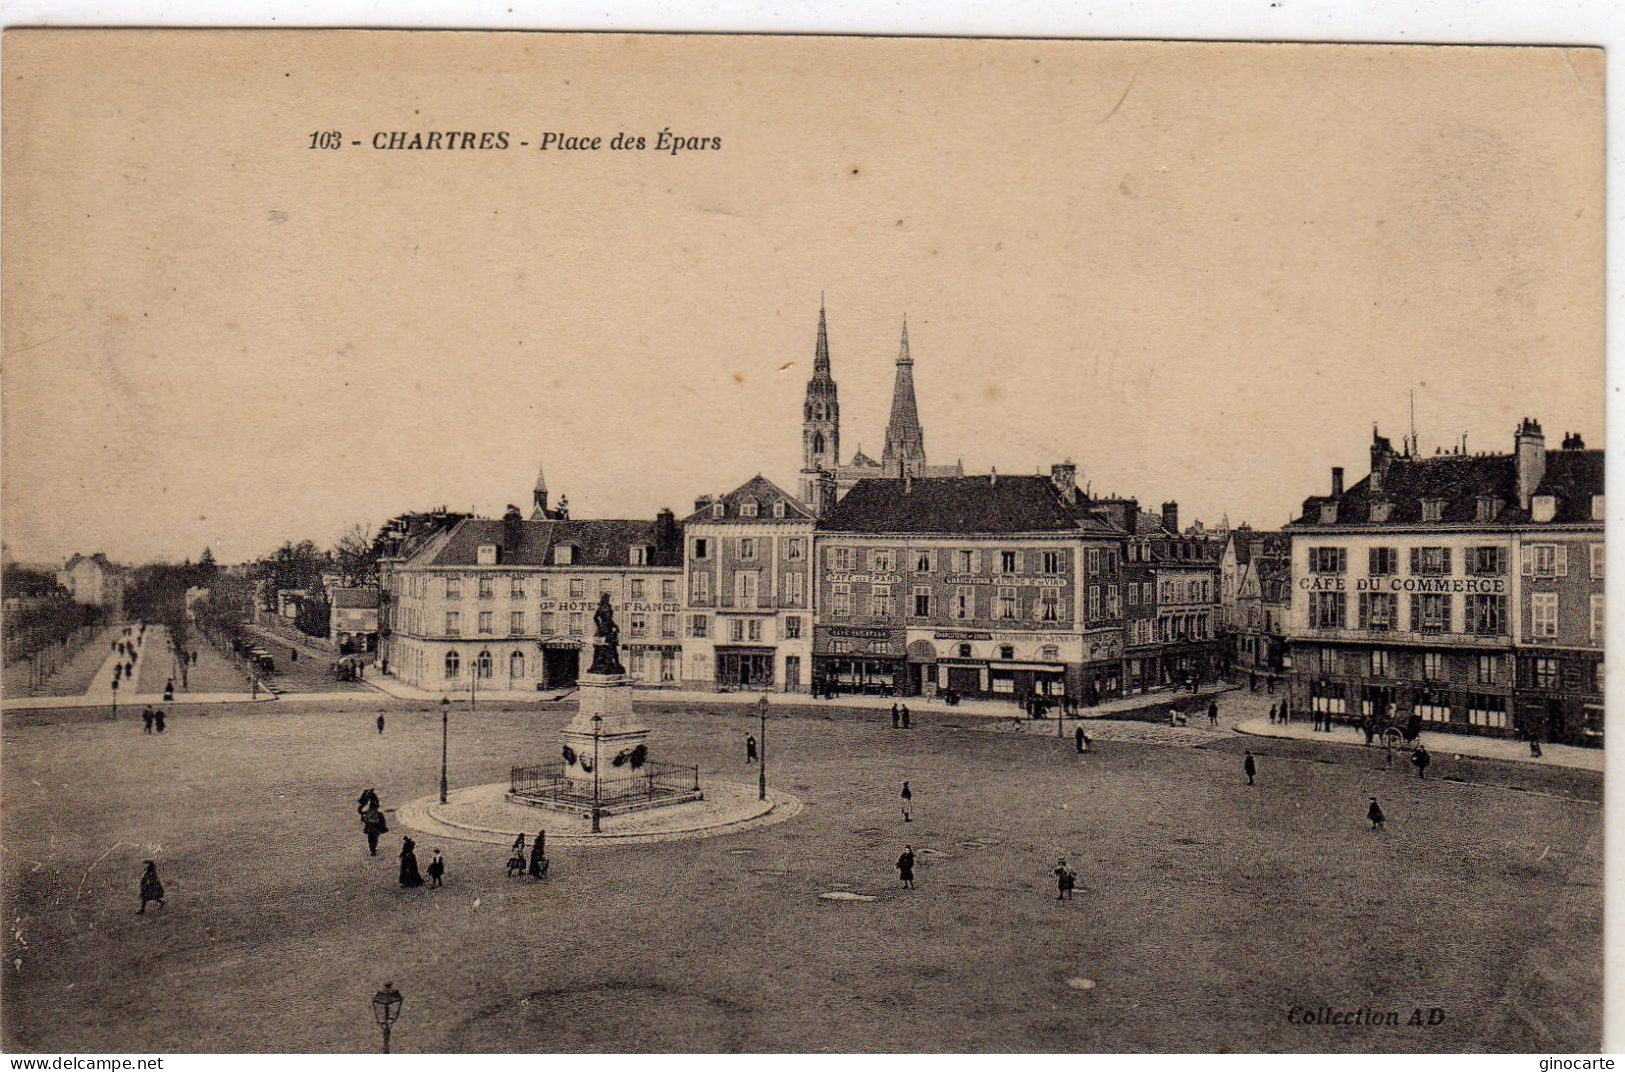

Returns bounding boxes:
[397,779,802,846]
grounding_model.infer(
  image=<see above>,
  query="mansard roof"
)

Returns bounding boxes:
[683,475,815,523]
[416,516,682,568]
[819,475,1121,535]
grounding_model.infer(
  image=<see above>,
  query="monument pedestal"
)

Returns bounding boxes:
[560,672,649,798]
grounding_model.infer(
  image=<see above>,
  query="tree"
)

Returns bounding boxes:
[197,546,218,581]
[332,523,379,587]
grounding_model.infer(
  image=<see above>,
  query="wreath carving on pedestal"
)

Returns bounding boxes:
[561,744,577,766]
[629,744,649,770]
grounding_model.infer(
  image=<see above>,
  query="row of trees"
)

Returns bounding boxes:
[251,524,382,638]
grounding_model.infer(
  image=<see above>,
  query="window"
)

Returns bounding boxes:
[734,572,758,609]
[445,576,462,599]
[1368,547,1399,576]
[711,501,725,518]
[1358,592,1397,631]
[1309,591,1346,630]
[914,550,932,572]
[831,547,854,572]
[692,538,710,560]
[785,539,804,562]
[510,651,525,679]
[554,545,574,566]
[1042,550,1063,574]
[955,549,976,573]
[1468,547,1506,576]
[953,586,973,620]
[784,572,805,605]
[629,579,645,600]
[1370,650,1390,677]
[1318,647,1339,674]
[1144,582,1154,605]
[1467,694,1506,729]
[510,576,526,599]
[998,645,1015,660]
[998,586,1019,620]
[729,619,744,642]
[1466,594,1506,636]
[1310,681,1346,714]
[957,643,973,658]
[747,619,763,642]
[660,613,677,638]
[1106,584,1121,617]
[475,576,493,600]
[1415,689,1450,722]
[1411,547,1451,576]
[600,578,614,596]
[539,611,555,635]
[1309,547,1347,574]
[1088,549,1101,574]
[1127,584,1139,607]
[629,613,647,637]
[1000,550,1020,574]
[1476,654,1501,686]
[569,578,585,599]
[569,612,584,636]
[913,586,931,618]
[1592,593,1605,642]
[690,571,711,603]
[1040,588,1060,622]
[445,611,461,635]
[1591,543,1604,580]
[740,537,757,561]
[783,616,802,640]
[773,501,786,519]
[1041,645,1060,660]
[1531,593,1558,639]
[689,614,709,638]
[1531,657,1559,690]
[832,584,851,618]
[444,650,460,678]
[740,501,758,518]
[1088,586,1101,619]
[1422,652,1444,681]
[663,579,677,600]
[539,578,551,599]
[1104,550,1118,575]
[630,546,649,566]
[873,549,894,572]
[872,584,893,618]
[1412,593,1451,634]
[509,611,525,635]
[1522,544,1567,579]
[476,650,493,679]
[1421,499,1445,522]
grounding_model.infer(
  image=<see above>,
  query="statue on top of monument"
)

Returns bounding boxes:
[588,592,624,675]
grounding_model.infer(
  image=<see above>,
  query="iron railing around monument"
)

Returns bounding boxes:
[510,760,701,806]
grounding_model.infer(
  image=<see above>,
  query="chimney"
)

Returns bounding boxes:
[654,507,679,561]
[502,504,523,554]
[990,467,998,486]
[1515,417,1547,510]
[1162,501,1179,535]
[1050,460,1078,503]
[556,495,570,521]
[1369,426,1395,494]
[694,494,712,514]
[1331,467,1345,497]
[1563,431,1586,451]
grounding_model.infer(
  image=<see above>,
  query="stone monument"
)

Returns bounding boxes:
[559,593,650,798]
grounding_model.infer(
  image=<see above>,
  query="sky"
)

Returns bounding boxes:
[1,33,1604,566]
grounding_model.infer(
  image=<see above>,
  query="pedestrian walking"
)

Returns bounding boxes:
[1530,736,1543,759]
[1244,750,1257,785]
[900,781,912,822]
[357,787,380,814]
[290,647,298,663]
[528,830,549,879]
[137,860,165,914]
[362,804,388,856]
[745,734,758,763]
[376,714,386,735]
[507,834,527,876]
[427,849,445,888]
[900,705,911,728]
[399,836,424,888]
[1075,726,1087,753]
[1266,702,1276,725]
[890,703,900,728]
[142,706,154,734]
[896,845,916,890]
[1054,858,1077,900]
[1412,744,1430,780]
[1207,700,1219,727]
[1367,797,1385,831]
[163,680,174,704]
[154,709,166,734]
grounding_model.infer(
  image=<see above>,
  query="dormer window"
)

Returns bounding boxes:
[554,544,574,566]
[1592,494,1605,522]
[1475,496,1503,523]
[740,501,759,518]
[772,501,786,519]
[1369,501,1393,524]
[711,501,725,518]
[476,543,499,565]
[1318,502,1338,524]
[1532,494,1557,524]
[630,546,650,566]
[1421,499,1445,523]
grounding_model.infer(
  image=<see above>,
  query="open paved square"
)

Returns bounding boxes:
[1,694,1601,1053]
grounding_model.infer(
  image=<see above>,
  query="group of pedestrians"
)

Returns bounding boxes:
[889,703,912,729]
[139,704,167,734]
[1265,701,1292,724]
[506,832,549,879]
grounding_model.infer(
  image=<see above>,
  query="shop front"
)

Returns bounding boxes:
[625,643,680,687]
[813,626,905,695]
[540,639,581,689]
[716,646,776,689]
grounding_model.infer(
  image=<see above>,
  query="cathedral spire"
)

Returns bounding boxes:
[882,317,926,474]
[813,294,831,377]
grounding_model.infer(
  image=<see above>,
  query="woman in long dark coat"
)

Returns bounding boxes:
[507,833,527,877]
[399,836,424,888]
[138,861,165,913]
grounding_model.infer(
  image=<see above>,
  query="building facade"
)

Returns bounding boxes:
[57,553,122,610]
[390,505,683,693]
[679,475,815,692]
[1286,421,1602,744]
[813,470,1126,702]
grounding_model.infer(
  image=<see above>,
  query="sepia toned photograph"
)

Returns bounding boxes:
[0,29,1606,1055]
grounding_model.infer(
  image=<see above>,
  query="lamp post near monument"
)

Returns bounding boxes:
[758,694,768,801]
[591,714,603,833]
[439,696,450,804]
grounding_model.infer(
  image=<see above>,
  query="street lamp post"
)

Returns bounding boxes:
[758,694,768,801]
[439,696,450,804]
[470,655,478,712]
[591,714,603,833]
[371,982,403,1053]
[111,676,119,721]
